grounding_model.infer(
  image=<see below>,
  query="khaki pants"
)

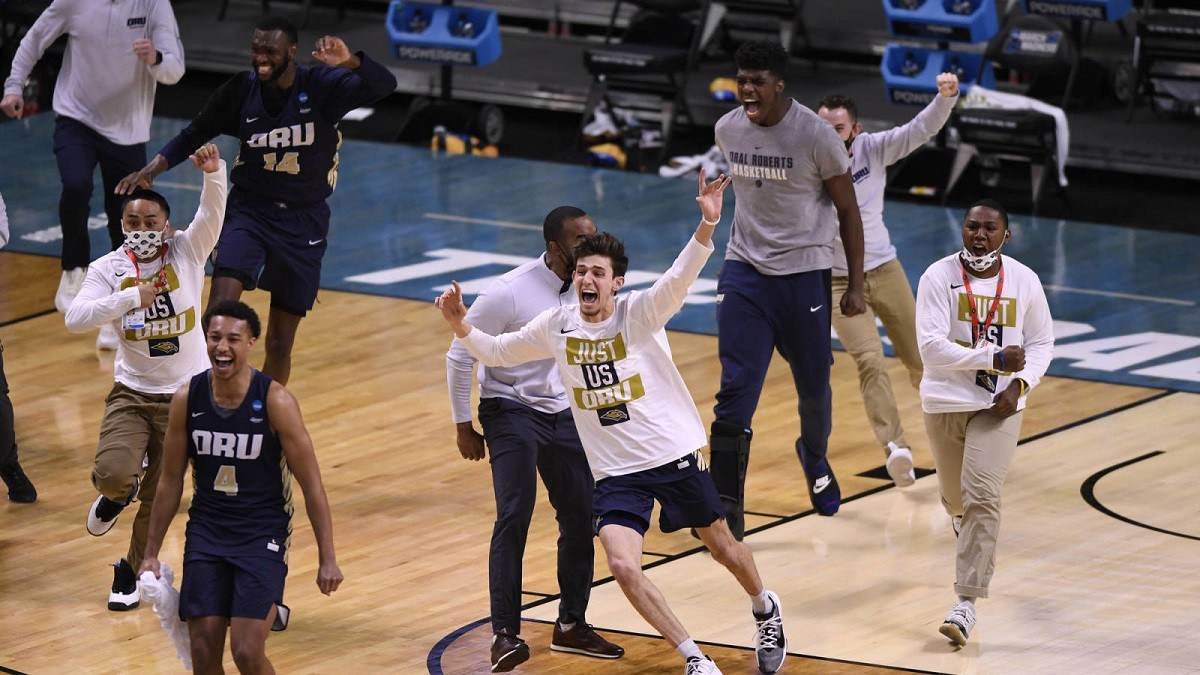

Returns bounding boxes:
[924,409,1024,599]
[92,383,172,570]
[832,258,923,450]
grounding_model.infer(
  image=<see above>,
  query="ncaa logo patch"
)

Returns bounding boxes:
[252,399,264,412]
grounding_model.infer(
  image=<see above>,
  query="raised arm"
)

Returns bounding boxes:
[310,36,398,118]
[437,282,553,367]
[171,144,229,266]
[269,382,343,596]
[445,281,517,461]
[875,73,958,167]
[139,386,192,579]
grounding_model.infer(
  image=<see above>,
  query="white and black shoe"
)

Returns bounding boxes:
[86,477,138,536]
[753,590,787,673]
[939,600,976,646]
[108,559,140,611]
[684,655,721,675]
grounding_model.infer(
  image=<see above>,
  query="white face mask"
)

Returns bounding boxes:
[960,243,1002,272]
[124,230,163,259]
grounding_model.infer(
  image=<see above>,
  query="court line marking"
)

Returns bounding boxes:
[1080,450,1200,542]
[423,212,541,232]
[1043,284,1194,306]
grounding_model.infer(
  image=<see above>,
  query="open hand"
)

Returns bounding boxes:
[695,168,731,223]
[312,36,353,67]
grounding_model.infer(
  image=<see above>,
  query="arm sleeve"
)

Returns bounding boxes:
[63,268,141,332]
[3,0,69,96]
[444,281,516,424]
[158,74,246,168]
[318,52,398,120]
[1016,274,1055,390]
[0,192,9,249]
[146,1,185,85]
[629,236,713,331]
[915,267,995,371]
[459,312,555,368]
[170,160,229,266]
[872,93,957,167]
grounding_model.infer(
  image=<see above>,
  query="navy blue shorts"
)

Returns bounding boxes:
[593,451,725,536]
[213,189,331,316]
[178,551,287,622]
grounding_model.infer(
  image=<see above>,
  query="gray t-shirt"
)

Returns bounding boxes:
[715,99,851,275]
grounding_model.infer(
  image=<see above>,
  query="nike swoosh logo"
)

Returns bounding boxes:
[191,412,204,418]
[246,117,259,123]
[559,327,577,334]
[299,108,311,114]
[813,476,831,493]
[115,271,127,277]
[951,284,964,289]
[754,145,763,150]
[308,239,324,246]
[809,305,823,312]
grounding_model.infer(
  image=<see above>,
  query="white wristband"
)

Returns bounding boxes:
[700,216,720,227]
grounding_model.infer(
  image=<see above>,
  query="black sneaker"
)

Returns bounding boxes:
[86,476,138,536]
[550,622,624,659]
[490,629,529,672]
[108,558,139,611]
[1,457,37,503]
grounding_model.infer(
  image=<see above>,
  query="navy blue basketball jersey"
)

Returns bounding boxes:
[230,64,345,204]
[185,370,293,560]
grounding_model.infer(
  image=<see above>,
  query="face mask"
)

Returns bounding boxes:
[125,230,163,259]
[960,242,1002,272]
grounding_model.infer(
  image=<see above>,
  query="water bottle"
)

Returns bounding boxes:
[454,12,475,39]
[408,8,429,33]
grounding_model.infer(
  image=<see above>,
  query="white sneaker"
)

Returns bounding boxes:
[939,600,977,646]
[55,267,87,313]
[96,323,121,350]
[684,655,721,675]
[886,442,916,487]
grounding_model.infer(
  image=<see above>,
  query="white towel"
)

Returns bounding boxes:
[139,563,193,671]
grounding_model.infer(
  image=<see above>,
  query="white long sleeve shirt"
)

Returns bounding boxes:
[459,237,714,481]
[4,0,184,145]
[832,93,957,276]
[445,254,574,423]
[64,162,228,394]
[916,252,1054,413]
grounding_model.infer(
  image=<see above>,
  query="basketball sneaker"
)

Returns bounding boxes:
[885,442,916,487]
[550,622,624,659]
[55,267,87,313]
[939,600,976,646]
[753,590,787,673]
[490,629,529,672]
[685,655,722,674]
[86,477,138,536]
[109,558,140,611]
[806,469,840,516]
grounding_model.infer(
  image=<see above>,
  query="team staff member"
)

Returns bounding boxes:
[915,199,1053,646]
[117,16,397,385]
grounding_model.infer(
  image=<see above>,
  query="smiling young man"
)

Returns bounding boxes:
[915,199,1054,647]
[708,41,867,538]
[815,72,960,488]
[140,300,342,674]
[64,143,227,611]
[438,172,789,675]
[116,15,397,386]
[444,206,624,672]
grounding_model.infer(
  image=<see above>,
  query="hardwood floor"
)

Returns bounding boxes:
[0,251,1183,675]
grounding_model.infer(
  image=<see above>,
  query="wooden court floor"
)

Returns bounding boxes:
[0,251,1193,674]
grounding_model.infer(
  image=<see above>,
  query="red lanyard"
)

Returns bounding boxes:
[125,243,171,293]
[960,258,1004,344]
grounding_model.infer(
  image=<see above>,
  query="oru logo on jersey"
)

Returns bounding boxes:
[566,333,645,426]
[192,430,264,460]
[247,122,317,149]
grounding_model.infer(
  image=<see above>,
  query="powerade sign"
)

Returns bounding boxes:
[1026,1,1107,20]
[394,44,476,64]
[1003,29,1062,56]
[889,88,937,105]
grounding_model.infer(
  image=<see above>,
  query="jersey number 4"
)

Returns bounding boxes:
[262,151,300,175]
[214,465,239,496]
